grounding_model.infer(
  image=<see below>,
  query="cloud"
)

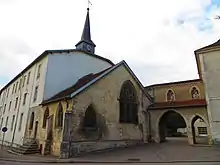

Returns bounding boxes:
[0,0,220,88]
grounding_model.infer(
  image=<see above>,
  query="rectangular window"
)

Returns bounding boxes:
[37,64,41,79]
[18,113,23,131]
[11,115,15,131]
[23,93,27,105]
[19,78,22,90]
[0,118,3,129]
[15,97,18,109]
[3,104,6,114]
[8,101,11,111]
[27,72,31,84]
[12,84,15,94]
[5,116,8,127]
[22,75,26,87]
[15,82,18,93]
[198,127,207,135]
[6,88,10,97]
[33,86,38,102]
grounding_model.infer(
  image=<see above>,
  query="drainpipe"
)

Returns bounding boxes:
[11,73,23,147]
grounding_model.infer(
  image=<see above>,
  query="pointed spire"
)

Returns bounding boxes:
[80,8,94,44]
[75,8,96,54]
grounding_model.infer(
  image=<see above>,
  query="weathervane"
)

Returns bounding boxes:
[88,0,92,9]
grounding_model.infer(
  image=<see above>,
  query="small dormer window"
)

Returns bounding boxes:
[166,89,175,102]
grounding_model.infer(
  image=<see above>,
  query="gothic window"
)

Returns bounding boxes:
[191,87,200,99]
[29,112,34,130]
[42,107,49,128]
[56,103,63,128]
[166,89,175,101]
[119,80,138,124]
[83,105,97,130]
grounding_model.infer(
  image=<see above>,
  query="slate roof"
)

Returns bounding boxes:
[0,49,114,93]
[42,66,112,104]
[76,8,95,47]
[42,60,153,105]
[195,39,220,53]
[148,99,207,110]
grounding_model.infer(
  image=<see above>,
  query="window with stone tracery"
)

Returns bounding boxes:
[191,87,200,99]
[119,80,138,124]
[166,89,175,101]
[42,107,49,128]
[56,103,63,128]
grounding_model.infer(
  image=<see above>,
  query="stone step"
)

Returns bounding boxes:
[8,147,39,155]
[20,144,38,149]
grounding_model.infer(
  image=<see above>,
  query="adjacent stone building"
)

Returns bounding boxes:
[145,79,212,145]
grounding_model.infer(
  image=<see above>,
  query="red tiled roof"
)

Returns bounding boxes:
[145,79,202,88]
[42,66,112,104]
[148,99,207,110]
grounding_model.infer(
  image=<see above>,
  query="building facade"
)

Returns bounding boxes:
[25,61,152,157]
[0,8,113,146]
[195,40,220,144]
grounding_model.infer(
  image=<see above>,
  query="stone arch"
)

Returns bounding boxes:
[156,110,187,143]
[166,89,175,101]
[83,104,97,129]
[190,114,209,144]
[190,86,200,99]
[56,102,63,128]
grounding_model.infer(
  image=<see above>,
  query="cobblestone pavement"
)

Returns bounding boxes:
[0,138,220,163]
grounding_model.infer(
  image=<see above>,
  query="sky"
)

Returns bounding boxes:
[0,0,220,89]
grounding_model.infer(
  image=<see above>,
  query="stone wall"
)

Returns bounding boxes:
[69,64,150,142]
[36,101,68,156]
[68,140,144,157]
[145,80,205,102]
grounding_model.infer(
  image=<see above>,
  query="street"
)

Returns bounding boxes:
[1,161,220,165]
[1,138,220,164]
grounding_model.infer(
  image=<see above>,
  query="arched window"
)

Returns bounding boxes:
[119,80,138,124]
[29,112,34,130]
[56,103,63,128]
[42,107,49,128]
[166,89,175,101]
[191,87,200,99]
[83,105,97,129]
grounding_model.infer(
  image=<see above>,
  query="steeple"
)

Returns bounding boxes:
[76,8,96,54]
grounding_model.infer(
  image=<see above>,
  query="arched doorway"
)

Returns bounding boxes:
[159,111,187,143]
[191,115,208,144]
